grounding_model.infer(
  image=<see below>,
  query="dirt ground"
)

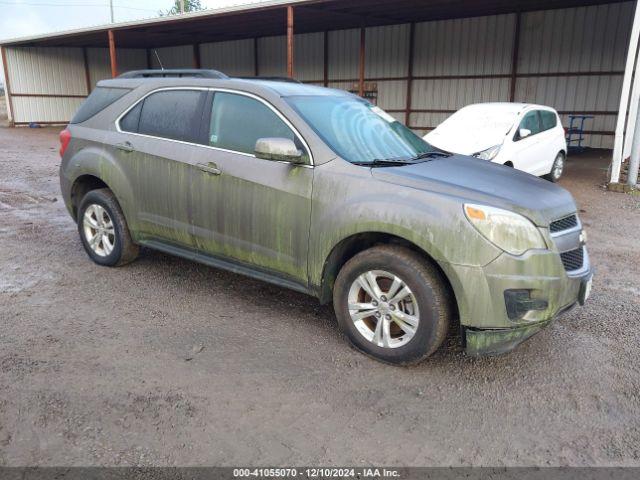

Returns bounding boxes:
[0,126,639,467]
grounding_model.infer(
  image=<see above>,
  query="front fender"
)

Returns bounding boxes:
[308,162,503,291]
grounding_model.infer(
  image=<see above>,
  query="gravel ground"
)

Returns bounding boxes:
[0,126,639,467]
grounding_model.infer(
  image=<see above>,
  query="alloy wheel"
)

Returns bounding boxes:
[347,270,420,348]
[83,204,115,257]
[553,154,564,180]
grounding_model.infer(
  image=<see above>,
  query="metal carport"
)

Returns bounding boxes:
[1,0,638,185]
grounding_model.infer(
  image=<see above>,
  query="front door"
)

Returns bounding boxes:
[189,90,313,285]
[510,110,546,174]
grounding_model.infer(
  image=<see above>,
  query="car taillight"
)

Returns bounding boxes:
[59,129,71,157]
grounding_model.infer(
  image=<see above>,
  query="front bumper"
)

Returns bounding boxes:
[440,246,593,356]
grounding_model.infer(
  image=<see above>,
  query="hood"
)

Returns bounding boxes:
[371,155,576,226]
[424,103,522,155]
[425,128,509,156]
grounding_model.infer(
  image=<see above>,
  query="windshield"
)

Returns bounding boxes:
[286,95,438,164]
[434,105,519,139]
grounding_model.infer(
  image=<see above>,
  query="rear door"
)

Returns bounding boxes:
[535,109,562,175]
[510,109,546,174]
[114,88,208,247]
[189,90,313,286]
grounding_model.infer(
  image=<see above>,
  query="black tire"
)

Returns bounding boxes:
[544,152,565,182]
[77,188,139,267]
[333,245,452,365]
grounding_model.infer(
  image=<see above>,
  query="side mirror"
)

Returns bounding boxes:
[254,138,304,164]
[519,128,532,139]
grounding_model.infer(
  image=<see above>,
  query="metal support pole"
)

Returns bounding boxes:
[108,29,118,78]
[287,6,294,78]
[109,0,114,23]
[323,31,329,87]
[405,23,415,126]
[358,27,366,98]
[629,100,640,186]
[82,47,92,94]
[509,12,521,102]
[179,0,185,14]
[254,37,259,76]
[623,35,640,164]
[611,0,640,184]
[193,44,201,69]
[0,46,15,126]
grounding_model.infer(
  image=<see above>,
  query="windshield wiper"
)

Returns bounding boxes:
[410,150,452,160]
[351,158,416,167]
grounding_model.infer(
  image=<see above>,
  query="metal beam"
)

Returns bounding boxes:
[358,26,365,97]
[405,22,415,126]
[82,47,92,94]
[108,29,118,78]
[254,37,259,76]
[287,6,294,78]
[0,46,15,127]
[193,43,201,68]
[323,30,329,87]
[509,12,521,102]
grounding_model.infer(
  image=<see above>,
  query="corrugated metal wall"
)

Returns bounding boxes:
[87,47,146,88]
[514,2,635,148]
[2,1,634,147]
[200,39,254,76]
[5,47,86,123]
[4,46,146,123]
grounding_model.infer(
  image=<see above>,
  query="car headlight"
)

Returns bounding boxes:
[473,144,501,161]
[464,204,546,255]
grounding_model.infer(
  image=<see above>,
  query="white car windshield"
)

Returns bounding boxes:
[435,106,520,140]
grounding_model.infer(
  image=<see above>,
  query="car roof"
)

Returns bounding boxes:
[96,76,350,98]
[460,102,557,114]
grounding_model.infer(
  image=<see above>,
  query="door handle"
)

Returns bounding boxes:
[115,141,134,153]
[197,162,222,176]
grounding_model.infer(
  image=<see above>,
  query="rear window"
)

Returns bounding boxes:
[134,90,206,143]
[70,87,130,124]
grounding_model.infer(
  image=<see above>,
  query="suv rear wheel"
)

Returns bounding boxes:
[77,188,139,267]
[333,245,451,364]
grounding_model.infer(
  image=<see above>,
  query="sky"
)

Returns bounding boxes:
[0,0,271,85]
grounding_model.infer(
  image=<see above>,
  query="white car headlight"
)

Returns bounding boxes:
[464,204,546,255]
[473,144,501,161]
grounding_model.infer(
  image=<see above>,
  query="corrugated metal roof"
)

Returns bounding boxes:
[0,0,630,48]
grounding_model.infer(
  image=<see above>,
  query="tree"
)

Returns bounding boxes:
[159,0,203,16]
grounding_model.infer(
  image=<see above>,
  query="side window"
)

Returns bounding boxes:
[208,92,306,159]
[517,111,542,139]
[136,90,206,143]
[119,102,142,133]
[540,110,558,131]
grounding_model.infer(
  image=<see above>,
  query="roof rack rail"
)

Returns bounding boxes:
[118,69,228,79]
[237,76,302,84]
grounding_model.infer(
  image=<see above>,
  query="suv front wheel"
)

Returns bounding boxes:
[77,188,139,267]
[333,245,451,364]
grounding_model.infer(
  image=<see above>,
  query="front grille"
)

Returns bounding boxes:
[560,247,584,272]
[550,214,578,233]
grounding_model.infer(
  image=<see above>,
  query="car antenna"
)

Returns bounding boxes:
[153,50,164,70]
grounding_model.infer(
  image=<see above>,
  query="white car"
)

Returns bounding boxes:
[424,103,567,182]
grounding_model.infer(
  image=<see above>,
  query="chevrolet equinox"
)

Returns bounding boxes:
[59,70,593,363]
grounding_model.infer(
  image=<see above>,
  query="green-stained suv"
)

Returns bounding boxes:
[59,71,593,363]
